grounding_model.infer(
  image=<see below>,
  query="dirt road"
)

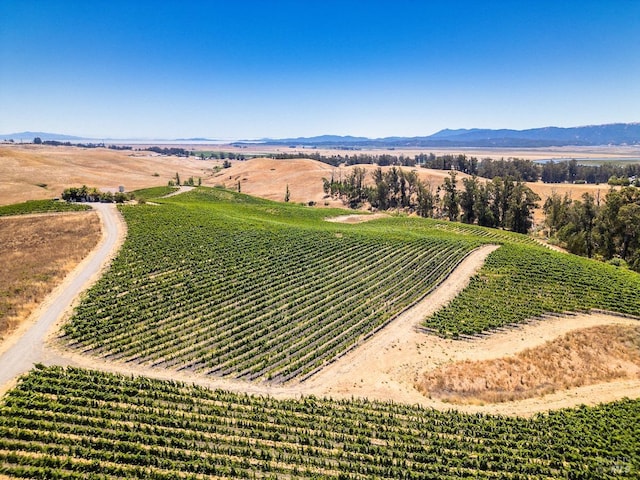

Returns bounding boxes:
[0,203,125,393]
[2,202,638,416]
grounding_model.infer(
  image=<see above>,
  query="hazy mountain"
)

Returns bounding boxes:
[266,134,372,144]
[1,131,87,141]
[4,123,639,147]
[263,123,640,148]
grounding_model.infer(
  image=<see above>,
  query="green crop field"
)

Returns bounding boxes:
[425,242,640,337]
[60,186,640,379]
[0,199,91,216]
[0,366,637,479]
[62,188,488,382]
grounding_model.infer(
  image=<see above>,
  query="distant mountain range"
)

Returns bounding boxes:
[3,123,640,147]
[262,123,640,148]
[1,131,89,142]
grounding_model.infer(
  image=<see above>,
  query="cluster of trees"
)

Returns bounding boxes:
[540,159,640,185]
[61,186,133,203]
[196,151,249,160]
[276,151,640,185]
[323,168,539,233]
[544,187,640,271]
[145,146,190,157]
[33,137,111,149]
[168,172,201,187]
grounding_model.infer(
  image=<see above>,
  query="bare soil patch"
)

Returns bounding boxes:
[0,212,101,343]
[325,213,388,223]
[303,308,640,416]
[418,324,640,403]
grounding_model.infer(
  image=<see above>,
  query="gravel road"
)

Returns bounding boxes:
[0,203,123,390]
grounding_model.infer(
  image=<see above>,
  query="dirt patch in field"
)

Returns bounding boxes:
[418,324,640,403]
[0,212,101,343]
[304,308,640,416]
[325,213,389,223]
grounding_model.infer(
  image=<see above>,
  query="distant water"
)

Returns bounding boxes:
[535,157,640,164]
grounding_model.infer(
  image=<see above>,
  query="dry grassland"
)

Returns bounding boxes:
[417,324,640,404]
[0,144,212,205]
[215,157,471,206]
[0,212,101,342]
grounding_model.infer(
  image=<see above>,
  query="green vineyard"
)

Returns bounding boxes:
[425,242,640,337]
[62,188,484,382]
[0,366,637,479]
[0,199,90,216]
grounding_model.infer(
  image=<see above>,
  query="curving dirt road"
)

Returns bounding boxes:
[0,203,125,394]
[3,202,638,416]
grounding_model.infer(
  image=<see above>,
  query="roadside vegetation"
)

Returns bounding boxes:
[1,365,638,479]
[61,186,133,203]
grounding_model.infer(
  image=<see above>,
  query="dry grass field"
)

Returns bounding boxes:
[0,144,211,205]
[417,324,640,404]
[213,157,464,206]
[0,212,101,342]
[1,143,628,220]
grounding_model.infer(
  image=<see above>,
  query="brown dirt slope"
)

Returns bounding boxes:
[417,324,640,404]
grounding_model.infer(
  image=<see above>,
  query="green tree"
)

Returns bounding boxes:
[505,181,540,234]
[543,191,572,236]
[475,182,497,228]
[442,171,459,221]
[416,182,435,218]
[284,184,290,202]
[460,176,480,224]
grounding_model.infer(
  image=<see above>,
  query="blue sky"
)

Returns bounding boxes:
[1,1,639,139]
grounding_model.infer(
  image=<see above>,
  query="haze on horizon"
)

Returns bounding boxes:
[1,0,639,140]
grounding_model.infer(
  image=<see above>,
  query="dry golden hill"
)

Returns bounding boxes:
[0,144,211,205]
[214,157,475,206]
[214,157,611,222]
[0,144,616,222]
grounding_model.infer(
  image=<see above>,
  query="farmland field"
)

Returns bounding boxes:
[0,199,90,217]
[61,188,490,382]
[0,210,101,341]
[425,243,640,337]
[0,365,638,479]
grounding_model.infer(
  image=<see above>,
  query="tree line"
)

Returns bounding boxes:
[323,167,539,233]
[61,186,134,203]
[275,151,639,185]
[544,186,640,271]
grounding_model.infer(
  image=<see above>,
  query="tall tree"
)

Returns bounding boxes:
[505,181,540,234]
[442,171,459,221]
[543,191,573,236]
[460,176,480,224]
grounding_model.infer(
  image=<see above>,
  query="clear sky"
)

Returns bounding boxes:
[1,0,639,139]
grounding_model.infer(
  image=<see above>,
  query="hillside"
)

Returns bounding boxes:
[0,144,210,205]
